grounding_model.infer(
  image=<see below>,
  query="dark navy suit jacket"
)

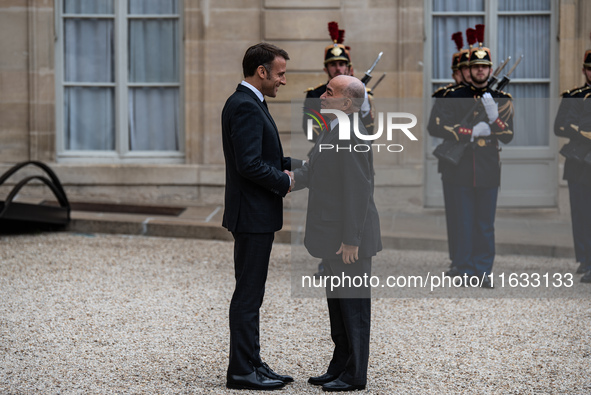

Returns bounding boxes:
[221,84,301,233]
[294,114,382,259]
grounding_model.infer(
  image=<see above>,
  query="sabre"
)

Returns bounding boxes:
[493,56,511,77]
[488,56,510,88]
[360,52,383,84]
[488,56,510,86]
[493,54,523,91]
[505,54,523,77]
[370,73,386,92]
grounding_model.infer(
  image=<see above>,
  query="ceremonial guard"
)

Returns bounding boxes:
[554,48,591,283]
[428,30,472,266]
[456,27,476,86]
[432,30,471,99]
[302,21,374,142]
[429,25,514,287]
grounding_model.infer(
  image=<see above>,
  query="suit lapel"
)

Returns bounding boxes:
[257,100,280,133]
[236,84,279,133]
[309,125,338,167]
[235,84,284,155]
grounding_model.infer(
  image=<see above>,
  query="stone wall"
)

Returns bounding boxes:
[0,1,31,163]
[0,1,587,210]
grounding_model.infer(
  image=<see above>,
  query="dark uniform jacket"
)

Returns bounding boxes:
[430,84,514,188]
[554,84,591,185]
[428,82,464,174]
[294,113,382,259]
[431,82,460,99]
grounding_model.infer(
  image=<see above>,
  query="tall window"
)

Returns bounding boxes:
[429,0,553,146]
[56,0,183,162]
[431,1,484,92]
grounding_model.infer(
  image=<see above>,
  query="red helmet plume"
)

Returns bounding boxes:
[466,28,477,47]
[328,21,339,43]
[452,32,463,51]
[338,29,345,44]
[475,24,485,45]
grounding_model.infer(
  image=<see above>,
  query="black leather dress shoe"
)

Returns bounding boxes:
[226,370,285,390]
[581,270,591,283]
[308,372,340,386]
[444,267,463,277]
[322,378,365,392]
[256,362,294,383]
[479,277,494,289]
[314,262,325,278]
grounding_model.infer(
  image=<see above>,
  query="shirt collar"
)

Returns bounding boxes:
[330,117,340,131]
[240,80,264,102]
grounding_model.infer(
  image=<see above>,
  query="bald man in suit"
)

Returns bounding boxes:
[293,75,381,392]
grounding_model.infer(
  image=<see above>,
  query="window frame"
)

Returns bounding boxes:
[423,0,560,208]
[423,0,559,159]
[55,0,185,164]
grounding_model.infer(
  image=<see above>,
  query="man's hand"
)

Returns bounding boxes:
[336,243,359,264]
[283,170,294,192]
[482,92,499,123]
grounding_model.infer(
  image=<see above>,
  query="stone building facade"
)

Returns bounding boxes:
[1,0,590,214]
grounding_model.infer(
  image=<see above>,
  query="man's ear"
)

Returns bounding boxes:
[257,65,266,80]
[342,97,352,112]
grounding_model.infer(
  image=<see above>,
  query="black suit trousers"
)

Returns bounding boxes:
[228,231,274,375]
[323,256,371,386]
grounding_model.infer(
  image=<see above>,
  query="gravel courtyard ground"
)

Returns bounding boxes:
[1,232,590,394]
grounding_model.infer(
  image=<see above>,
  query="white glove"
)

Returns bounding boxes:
[471,121,491,142]
[482,92,498,123]
[360,87,371,117]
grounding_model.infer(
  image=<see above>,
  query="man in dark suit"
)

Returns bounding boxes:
[221,42,302,391]
[302,22,375,280]
[292,75,382,392]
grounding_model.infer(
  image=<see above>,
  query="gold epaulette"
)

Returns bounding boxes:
[431,83,456,97]
[431,86,445,97]
[304,83,325,93]
[498,90,512,99]
[442,87,457,97]
[571,85,591,96]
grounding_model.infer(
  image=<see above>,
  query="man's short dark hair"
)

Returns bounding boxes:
[242,42,290,78]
